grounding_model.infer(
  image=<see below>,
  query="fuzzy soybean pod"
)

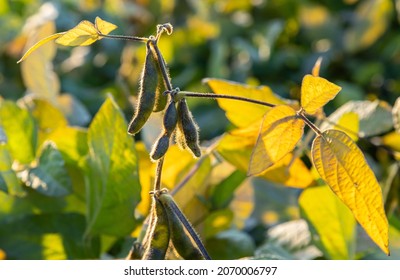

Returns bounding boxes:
[141,195,170,260]
[150,100,178,161]
[176,99,201,157]
[158,191,211,260]
[128,41,158,135]
[152,51,169,112]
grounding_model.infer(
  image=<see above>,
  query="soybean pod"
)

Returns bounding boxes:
[128,40,158,135]
[176,99,201,157]
[141,194,170,260]
[157,190,211,260]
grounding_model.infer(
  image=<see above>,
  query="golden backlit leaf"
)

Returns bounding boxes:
[382,132,400,152]
[204,78,291,127]
[300,185,356,259]
[301,74,342,115]
[334,112,359,142]
[248,105,305,176]
[56,20,99,46]
[217,131,313,188]
[311,129,389,254]
[20,21,60,101]
[94,17,118,35]
[17,33,63,63]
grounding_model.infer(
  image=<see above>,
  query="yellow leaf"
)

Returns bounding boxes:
[217,132,313,188]
[300,185,356,259]
[17,33,63,63]
[312,57,323,77]
[20,21,61,101]
[334,112,359,142]
[311,129,389,254]
[94,16,118,35]
[248,105,305,176]
[204,78,291,127]
[301,74,342,115]
[382,131,400,152]
[55,20,99,46]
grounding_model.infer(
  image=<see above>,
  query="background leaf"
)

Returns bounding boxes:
[0,100,36,164]
[300,185,356,259]
[321,100,393,137]
[85,97,140,237]
[204,78,290,127]
[0,213,99,259]
[311,129,389,254]
[20,141,72,197]
[0,144,24,196]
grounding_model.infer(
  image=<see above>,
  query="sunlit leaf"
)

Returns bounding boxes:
[334,112,359,142]
[0,100,36,164]
[17,33,62,63]
[322,100,393,137]
[45,126,88,165]
[0,144,24,196]
[344,0,393,52]
[249,105,305,176]
[311,129,389,254]
[204,78,291,127]
[312,57,323,77]
[382,131,400,152]
[217,131,313,188]
[94,17,117,35]
[301,74,342,115]
[300,185,356,259]
[56,20,99,46]
[21,142,72,197]
[20,21,60,101]
[393,97,400,133]
[85,97,140,237]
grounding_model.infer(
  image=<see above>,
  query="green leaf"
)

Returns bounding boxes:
[0,213,100,259]
[205,229,255,260]
[210,170,246,210]
[85,97,140,237]
[0,100,36,164]
[0,144,24,196]
[21,142,72,197]
[300,185,356,259]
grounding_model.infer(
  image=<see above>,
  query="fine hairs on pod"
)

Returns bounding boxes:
[176,99,201,158]
[128,40,158,135]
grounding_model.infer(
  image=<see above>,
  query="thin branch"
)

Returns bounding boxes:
[153,158,164,192]
[98,33,148,42]
[180,91,276,108]
[298,111,322,136]
[149,40,173,91]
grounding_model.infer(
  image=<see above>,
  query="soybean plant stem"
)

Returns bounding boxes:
[297,111,322,136]
[98,33,148,42]
[150,41,173,91]
[154,158,164,192]
[180,91,276,108]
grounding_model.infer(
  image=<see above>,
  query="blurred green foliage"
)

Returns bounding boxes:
[0,0,400,260]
